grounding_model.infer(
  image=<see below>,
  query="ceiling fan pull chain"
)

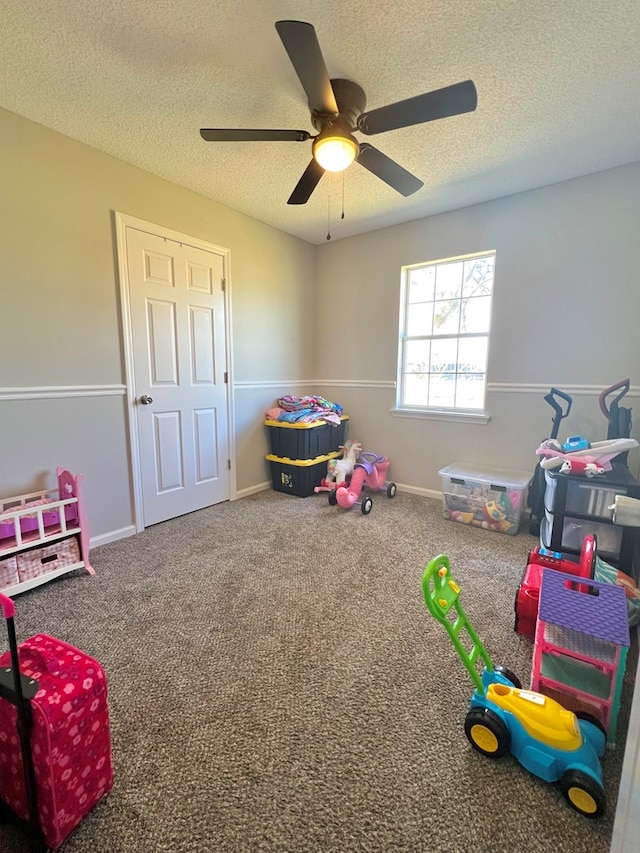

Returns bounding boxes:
[326,194,332,241]
[341,172,345,220]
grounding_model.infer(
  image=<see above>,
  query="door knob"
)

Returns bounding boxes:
[139,395,154,405]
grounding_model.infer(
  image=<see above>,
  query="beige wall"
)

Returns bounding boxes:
[0,108,315,535]
[314,163,640,491]
[2,104,640,538]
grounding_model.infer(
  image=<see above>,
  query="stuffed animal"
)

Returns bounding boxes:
[325,458,339,483]
[559,458,605,477]
[325,439,362,485]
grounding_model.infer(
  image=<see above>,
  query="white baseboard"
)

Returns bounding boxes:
[90,525,137,548]
[395,484,441,501]
[235,481,271,499]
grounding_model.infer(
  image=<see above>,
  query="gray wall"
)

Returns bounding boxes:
[1,104,639,540]
[314,163,640,492]
[0,107,315,538]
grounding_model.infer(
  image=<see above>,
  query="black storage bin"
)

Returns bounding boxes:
[542,466,640,575]
[266,451,341,497]
[265,416,348,460]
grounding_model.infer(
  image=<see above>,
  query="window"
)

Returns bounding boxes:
[397,251,495,415]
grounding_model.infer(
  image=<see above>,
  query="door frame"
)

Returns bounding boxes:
[114,211,236,532]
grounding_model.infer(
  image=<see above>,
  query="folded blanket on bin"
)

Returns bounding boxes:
[274,395,343,425]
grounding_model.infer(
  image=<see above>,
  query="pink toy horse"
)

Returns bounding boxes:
[332,440,362,485]
[331,451,397,515]
[315,440,362,493]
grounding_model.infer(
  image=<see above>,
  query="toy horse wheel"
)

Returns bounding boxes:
[361,497,373,515]
[387,482,397,498]
[328,490,338,505]
[464,708,509,759]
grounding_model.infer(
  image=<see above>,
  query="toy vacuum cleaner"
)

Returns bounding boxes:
[599,378,633,467]
[528,388,572,536]
[422,555,607,818]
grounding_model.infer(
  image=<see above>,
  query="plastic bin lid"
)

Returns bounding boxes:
[438,463,532,488]
[264,415,349,428]
[266,450,341,466]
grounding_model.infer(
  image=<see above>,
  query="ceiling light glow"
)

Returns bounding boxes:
[313,133,359,172]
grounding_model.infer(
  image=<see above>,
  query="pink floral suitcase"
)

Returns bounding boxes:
[0,593,113,850]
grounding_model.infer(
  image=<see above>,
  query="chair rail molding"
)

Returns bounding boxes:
[233,381,638,395]
[487,383,640,397]
[0,385,127,401]
[234,380,396,389]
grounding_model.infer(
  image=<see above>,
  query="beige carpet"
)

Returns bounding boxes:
[0,489,635,852]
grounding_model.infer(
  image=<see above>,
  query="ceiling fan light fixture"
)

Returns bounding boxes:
[312,132,359,172]
[202,23,477,205]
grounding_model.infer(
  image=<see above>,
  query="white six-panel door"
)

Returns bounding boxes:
[122,223,230,527]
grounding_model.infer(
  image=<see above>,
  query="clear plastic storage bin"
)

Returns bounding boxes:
[439,463,532,535]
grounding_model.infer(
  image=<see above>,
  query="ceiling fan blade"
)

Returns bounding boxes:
[287,159,325,205]
[356,144,423,197]
[275,20,338,116]
[200,128,311,142]
[357,80,477,135]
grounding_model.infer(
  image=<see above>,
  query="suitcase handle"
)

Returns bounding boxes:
[0,591,42,836]
[0,591,41,698]
[0,591,15,619]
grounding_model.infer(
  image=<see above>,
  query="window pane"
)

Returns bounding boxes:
[463,257,494,298]
[435,262,463,299]
[433,300,460,335]
[428,375,456,407]
[460,296,491,333]
[408,266,435,303]
[404,373,429,406]
[405,340,431,373]
[454,374,486,409]
[406,301,434,336]
[429,337,458,372]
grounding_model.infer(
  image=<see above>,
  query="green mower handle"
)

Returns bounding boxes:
[422,555,494,694]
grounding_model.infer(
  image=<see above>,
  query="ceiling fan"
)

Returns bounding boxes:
[200,20,478,205]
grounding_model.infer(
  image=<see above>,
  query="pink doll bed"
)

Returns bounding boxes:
[0,467,94,596]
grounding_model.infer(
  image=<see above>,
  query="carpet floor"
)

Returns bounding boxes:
[0,489,636,852]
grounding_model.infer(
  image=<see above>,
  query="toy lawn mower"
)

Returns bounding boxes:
[422,555,607,818]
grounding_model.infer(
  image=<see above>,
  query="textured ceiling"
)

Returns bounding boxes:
[1,0,639,245]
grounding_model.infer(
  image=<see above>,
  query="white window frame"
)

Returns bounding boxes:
[393,250,496,424]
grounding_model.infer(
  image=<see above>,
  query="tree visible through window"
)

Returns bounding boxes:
[398,251,495,411]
